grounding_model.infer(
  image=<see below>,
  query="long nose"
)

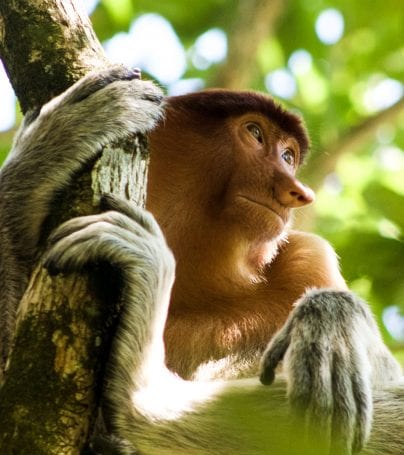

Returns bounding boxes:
[274,173,315,208]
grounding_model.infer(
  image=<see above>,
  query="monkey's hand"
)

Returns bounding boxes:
[260,289,402,455]
[11,65,164,170]
[43,194,175,289]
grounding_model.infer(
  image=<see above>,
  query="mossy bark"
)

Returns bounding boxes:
[0,0,107,113]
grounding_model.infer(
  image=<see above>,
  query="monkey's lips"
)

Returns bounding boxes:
[237,195,287,222]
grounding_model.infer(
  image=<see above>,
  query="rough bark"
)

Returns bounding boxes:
[0,1,149,453]
[0,0,107,113]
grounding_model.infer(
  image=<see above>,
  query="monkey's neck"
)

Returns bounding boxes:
[172,231,282,295]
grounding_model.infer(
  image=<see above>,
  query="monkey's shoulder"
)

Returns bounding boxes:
[267,230,347,292]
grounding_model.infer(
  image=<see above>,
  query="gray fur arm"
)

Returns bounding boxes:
[0,67,163,373]
[260,289,403,454]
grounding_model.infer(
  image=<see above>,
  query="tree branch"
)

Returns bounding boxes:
[0,0,107,112]
[303,97,404,190]
[212,0,285,89]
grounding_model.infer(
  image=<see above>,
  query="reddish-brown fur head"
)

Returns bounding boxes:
[161,90,310,160]
[147,89,314,291]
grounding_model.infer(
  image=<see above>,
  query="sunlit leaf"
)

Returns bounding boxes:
[363,182,404,229]
[101,0,134,27]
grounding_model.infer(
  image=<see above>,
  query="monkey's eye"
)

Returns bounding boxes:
[246,123,264,144]
[281,149,296,167]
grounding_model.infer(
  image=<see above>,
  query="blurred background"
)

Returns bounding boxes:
[0,0,403,360]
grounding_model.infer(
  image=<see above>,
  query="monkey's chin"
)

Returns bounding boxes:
[238,195,284,219]
[228,195,287,240]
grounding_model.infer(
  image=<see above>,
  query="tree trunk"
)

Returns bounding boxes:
[0,0,107,113]
[0,1,149,453]
[212,0,285,89]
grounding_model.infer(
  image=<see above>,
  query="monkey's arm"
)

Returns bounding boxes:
[261,230,403,454]
[0,67,162,370]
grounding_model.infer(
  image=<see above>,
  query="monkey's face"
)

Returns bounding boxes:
[148,102,314,251]
[221,114,315,241]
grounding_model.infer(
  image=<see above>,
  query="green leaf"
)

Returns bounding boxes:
[363,182,404,229]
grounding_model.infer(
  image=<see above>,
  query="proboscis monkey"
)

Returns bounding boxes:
[0,67,402,455]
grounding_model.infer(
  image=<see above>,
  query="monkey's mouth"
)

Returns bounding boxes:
[237,195,285,221]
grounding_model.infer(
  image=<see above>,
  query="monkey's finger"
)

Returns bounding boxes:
[327,350,359,455]
[44,237,148,277]
[47,215,106,245]
[281,323,335,451]
[349,356,372,453]
[48,210,157,246]
[327,341,372,455]
[43,222,154,274]
[100,194,163,238]
[288,342,333,415]
[68,65,145,105]
[260,325,292,385]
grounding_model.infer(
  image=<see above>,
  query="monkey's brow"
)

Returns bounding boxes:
[168,90,310,161]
